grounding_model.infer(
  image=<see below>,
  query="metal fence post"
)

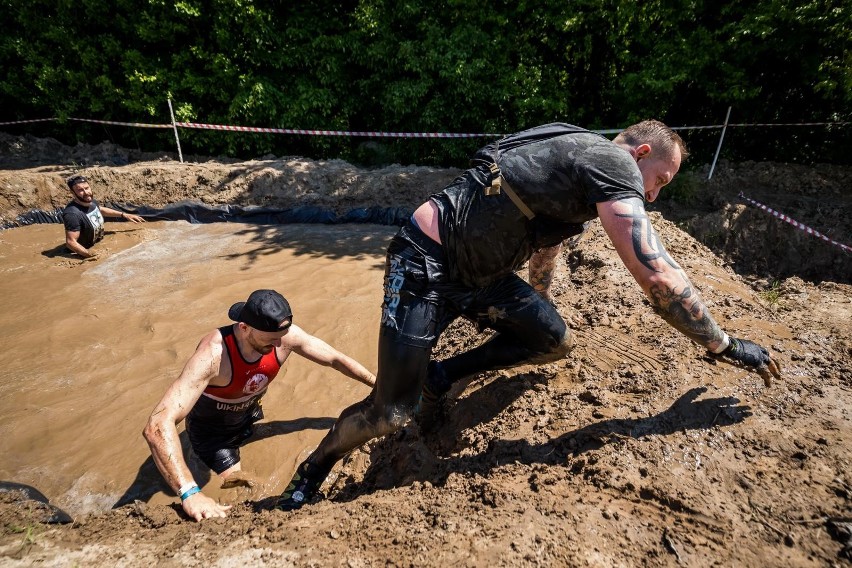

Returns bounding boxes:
[167,98,184,163]
[708,106,732,180]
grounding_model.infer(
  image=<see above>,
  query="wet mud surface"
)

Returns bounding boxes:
[0,133,850,566]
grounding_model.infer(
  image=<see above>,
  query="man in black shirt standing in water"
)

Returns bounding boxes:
[276,120,781,511]
[62,174,145,259]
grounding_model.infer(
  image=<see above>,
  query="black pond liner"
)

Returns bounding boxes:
[1,202,414,230]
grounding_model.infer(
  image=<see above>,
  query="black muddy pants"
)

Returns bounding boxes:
[306,220,571,473]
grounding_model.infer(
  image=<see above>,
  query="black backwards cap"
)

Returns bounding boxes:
[228,289,293,332]
[67,175,88,189]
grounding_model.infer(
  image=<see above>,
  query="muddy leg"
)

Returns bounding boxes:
[440,278,572,387]
[277,338,430,510]
[311,337,430,470]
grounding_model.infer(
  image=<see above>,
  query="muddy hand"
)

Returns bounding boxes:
[717,337,782,387]
[182,491,231,521]
[753,355,782,387]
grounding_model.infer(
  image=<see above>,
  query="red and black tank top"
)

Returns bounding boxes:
[202,325,282,404]
[187,326,284,425]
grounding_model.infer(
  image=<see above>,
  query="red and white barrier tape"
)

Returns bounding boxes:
[0,117,172,128]
[728,121,850,128]
[1,116,848,138]
[178,122,502,138]
[69,117,172,129]
[0,118,57,126]
[738,192,851,254]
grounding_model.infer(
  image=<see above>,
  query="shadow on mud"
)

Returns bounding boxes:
[461,385,749,467]
[341,381,749,501]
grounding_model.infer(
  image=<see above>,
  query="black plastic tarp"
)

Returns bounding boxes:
[1,202,414,230]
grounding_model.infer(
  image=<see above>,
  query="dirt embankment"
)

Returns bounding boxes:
[658,160,852,284]
[1,131,850,283]
[1,132,850,566]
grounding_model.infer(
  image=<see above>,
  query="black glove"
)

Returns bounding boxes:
[715,337,781,387]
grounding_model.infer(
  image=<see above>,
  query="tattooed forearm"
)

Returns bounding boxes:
[649,282,725,347]
[529,268,554,293]
[604,200,726,349]
[615,205,680,272]
[529,244,561,295]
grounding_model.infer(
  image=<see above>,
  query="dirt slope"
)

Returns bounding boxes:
[1,133,850,566]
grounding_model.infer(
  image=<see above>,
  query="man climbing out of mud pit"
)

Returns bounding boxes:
[144,289,375,521]
[276,120,781,511]
[62,174,145,259]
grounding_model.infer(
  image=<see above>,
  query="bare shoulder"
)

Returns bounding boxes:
[185,328,230,384]
[197,327,226,353]
[281,323,311,345]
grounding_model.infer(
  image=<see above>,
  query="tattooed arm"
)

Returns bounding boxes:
[596,197,781,384]
[529,243,562,301]
[596,197,729,352]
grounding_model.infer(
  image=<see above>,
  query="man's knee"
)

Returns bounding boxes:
[353,399,414,439]
[531,328,574,364]
[377,402,416,433]
[219,463,241,479]
[553,328,574,358]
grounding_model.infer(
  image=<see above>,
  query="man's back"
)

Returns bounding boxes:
[432,124,645,287]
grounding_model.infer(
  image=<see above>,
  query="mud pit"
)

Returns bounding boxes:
[0,133,850,566]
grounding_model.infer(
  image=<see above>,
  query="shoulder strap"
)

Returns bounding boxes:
[499,176,535,220]
[482,140,536,220]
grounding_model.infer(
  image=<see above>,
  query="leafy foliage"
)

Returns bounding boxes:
[0,0,848,165]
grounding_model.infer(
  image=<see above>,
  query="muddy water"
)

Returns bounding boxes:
[0,221,397,516]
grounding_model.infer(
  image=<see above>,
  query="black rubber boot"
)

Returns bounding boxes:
[416,361,450,433]
[275,460,329,511]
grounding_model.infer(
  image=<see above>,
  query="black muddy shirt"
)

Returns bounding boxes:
[432,123,645,287]
[62,200,105,248]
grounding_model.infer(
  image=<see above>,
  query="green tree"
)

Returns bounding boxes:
[0,0,848,164]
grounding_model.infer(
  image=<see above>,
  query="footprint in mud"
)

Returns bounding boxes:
[220,471,263,504]
[220,471,259,490]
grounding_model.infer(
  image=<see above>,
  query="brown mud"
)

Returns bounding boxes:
[0,132,850,566]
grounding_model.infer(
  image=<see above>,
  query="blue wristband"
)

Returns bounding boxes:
[180,486,201,501]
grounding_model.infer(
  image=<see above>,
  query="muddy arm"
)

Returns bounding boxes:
[99,205,145,223]
[65,229,95,258]
[286,324,376,388]
[143,330,232,520]
[596,197,728,351]
[529,243,562,301]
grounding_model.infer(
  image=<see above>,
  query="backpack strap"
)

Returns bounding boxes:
[483,162,536,220]
[483,162,502,196]
[499,174,536,220]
